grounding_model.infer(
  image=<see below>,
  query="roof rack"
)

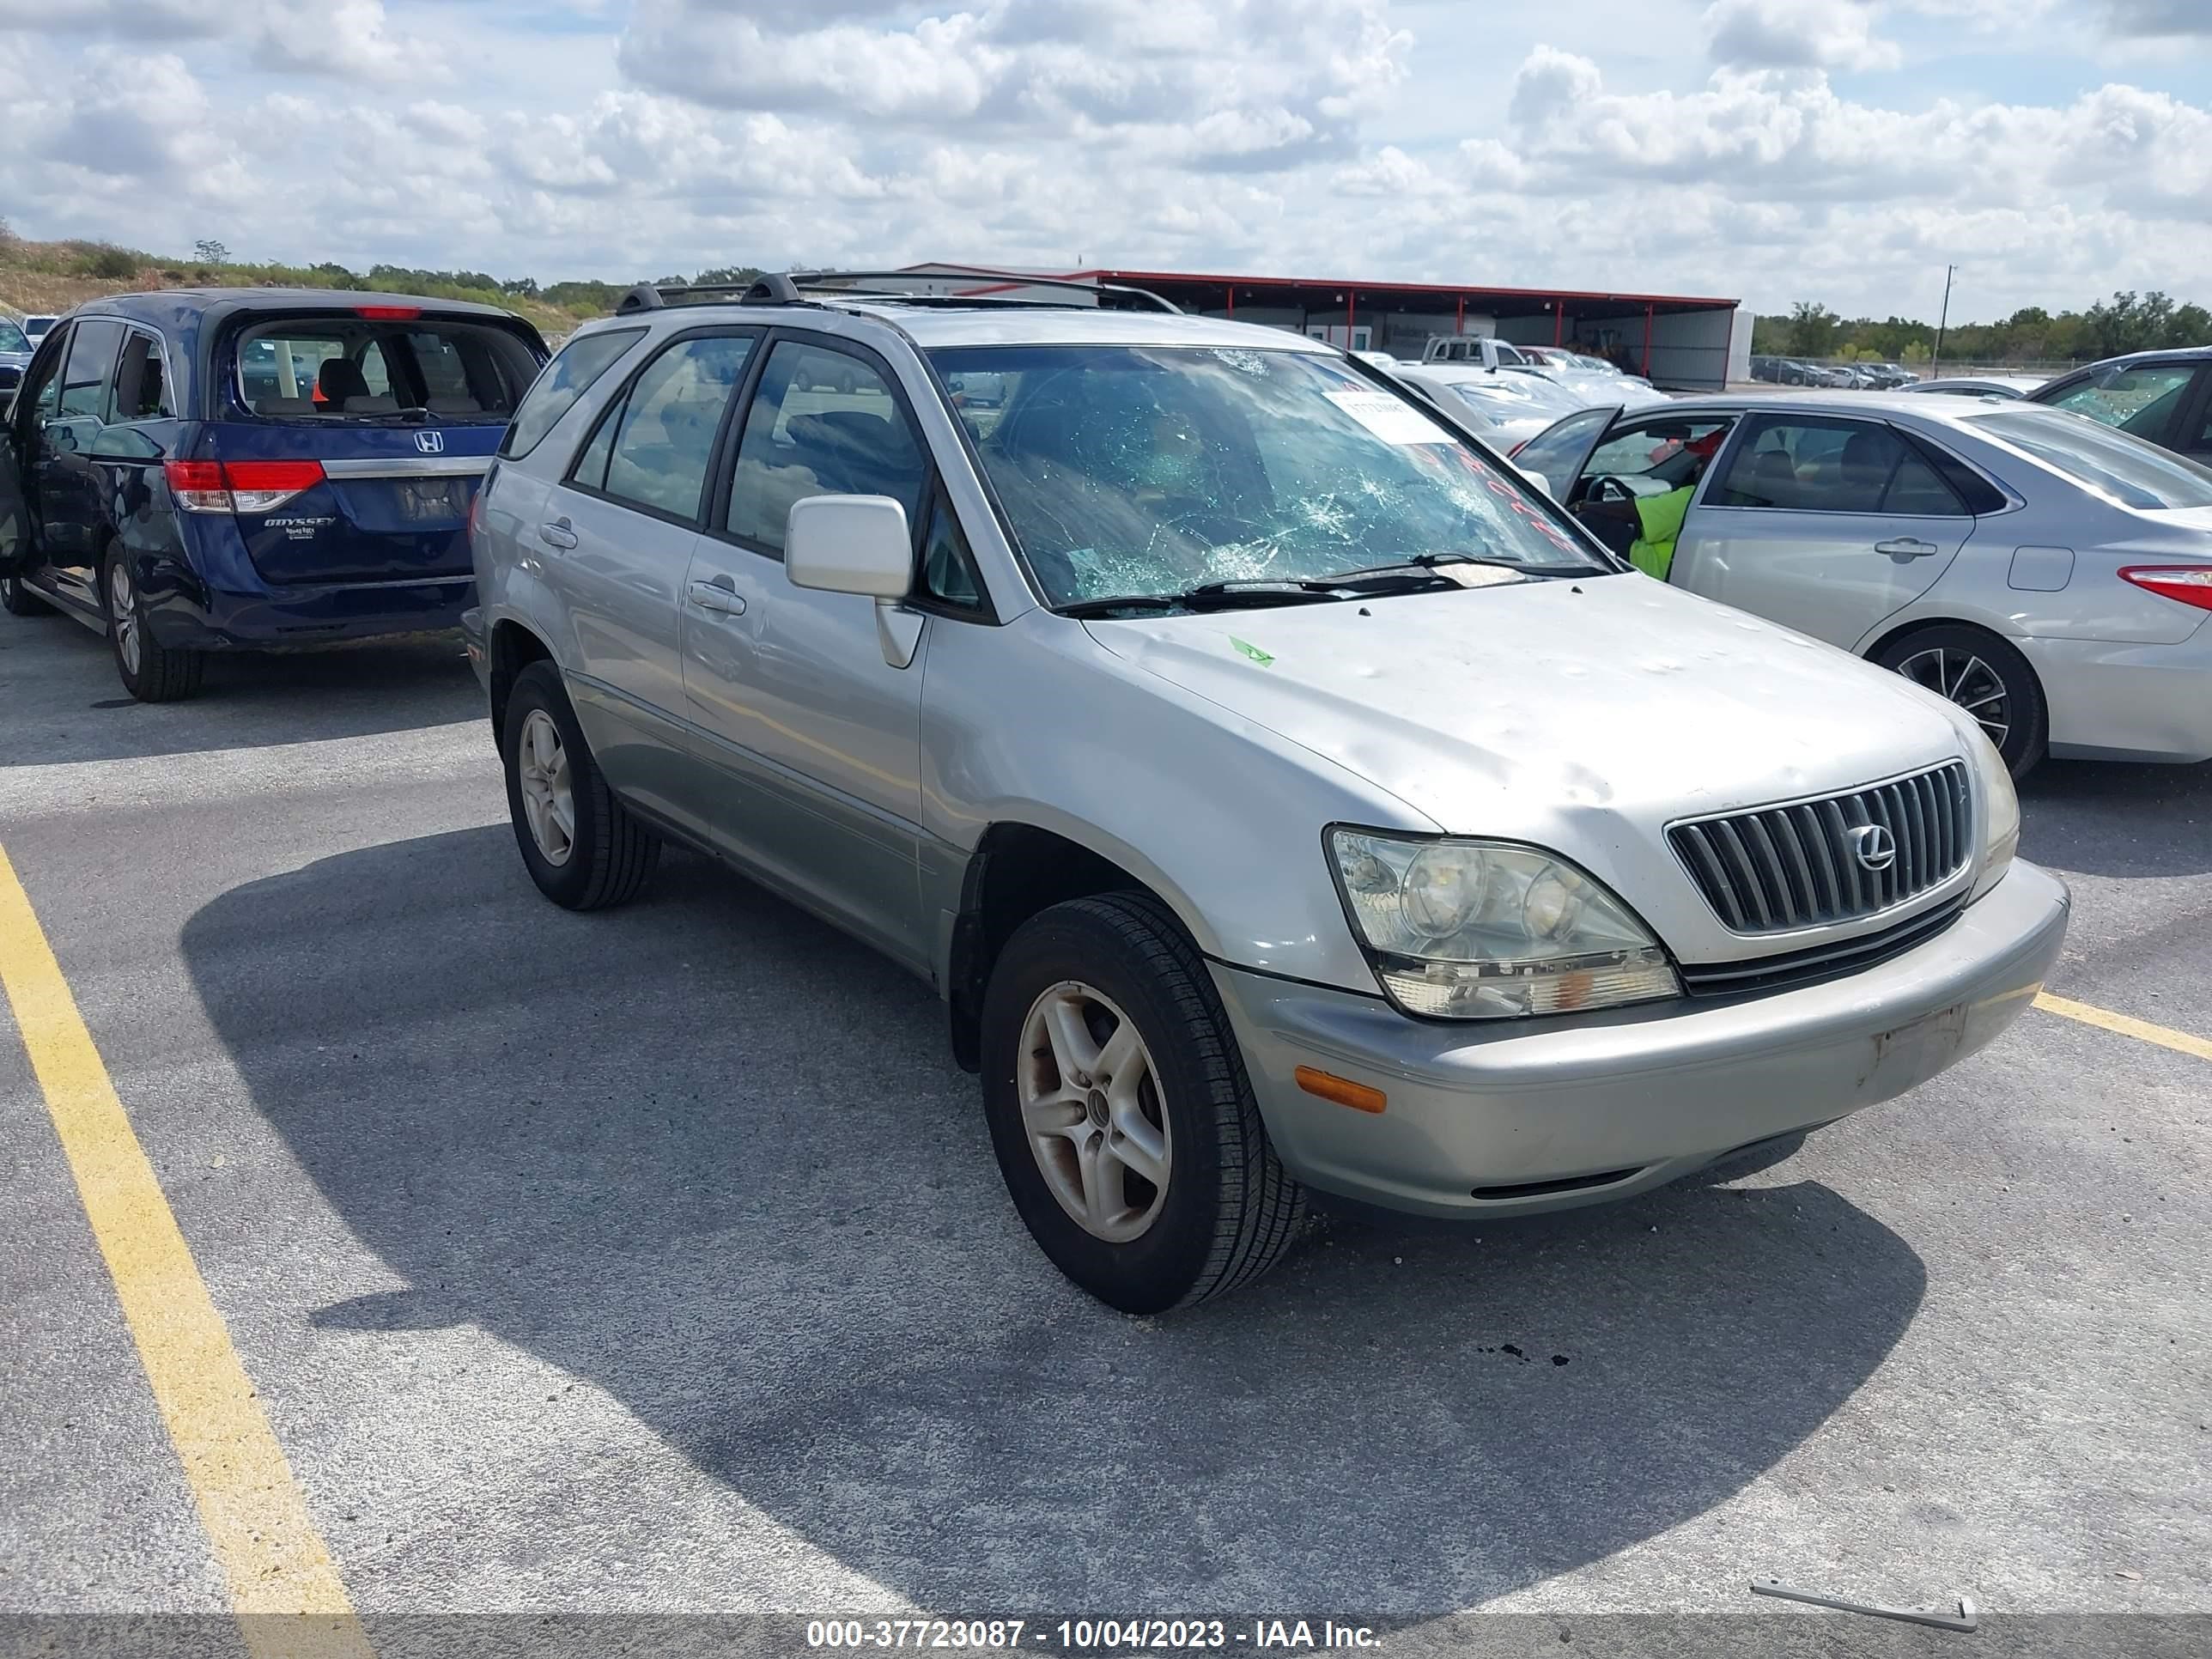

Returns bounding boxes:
[615,275,805,314]
[796,269,1181,313]
[612,268,1179,316]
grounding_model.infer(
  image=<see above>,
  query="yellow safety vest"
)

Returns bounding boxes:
[1628,486,1695,581]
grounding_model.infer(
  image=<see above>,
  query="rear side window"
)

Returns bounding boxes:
[233,315,539,421]
[110,332,172,422]
[1715,416,1965,514]
[501,327,644,459]
[572,331,756,520]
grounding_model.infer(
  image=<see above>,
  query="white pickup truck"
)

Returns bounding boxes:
[1422,335,1536,371]
[1423,335,1673,410]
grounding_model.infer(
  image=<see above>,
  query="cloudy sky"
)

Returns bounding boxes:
[0,0,2207,322]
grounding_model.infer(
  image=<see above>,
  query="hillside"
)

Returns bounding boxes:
[0,232,738,338]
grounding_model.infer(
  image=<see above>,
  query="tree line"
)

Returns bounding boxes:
[1752,290,2211,366]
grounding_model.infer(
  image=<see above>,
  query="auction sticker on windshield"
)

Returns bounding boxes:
[1325,389,1454,445]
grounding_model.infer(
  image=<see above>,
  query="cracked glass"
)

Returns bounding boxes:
[933,345,1607,606]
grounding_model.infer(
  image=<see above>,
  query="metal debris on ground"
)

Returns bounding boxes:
[1750,1577,1978,1632]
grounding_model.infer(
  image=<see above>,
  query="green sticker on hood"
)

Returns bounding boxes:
[1229,636,1274,665]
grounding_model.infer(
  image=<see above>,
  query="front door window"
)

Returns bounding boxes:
[2044,363,2197,447]
[724,339,929,556]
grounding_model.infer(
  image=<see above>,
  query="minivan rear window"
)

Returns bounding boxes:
[233,315,539,422]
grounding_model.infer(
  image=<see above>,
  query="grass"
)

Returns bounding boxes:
[0,234,610,336]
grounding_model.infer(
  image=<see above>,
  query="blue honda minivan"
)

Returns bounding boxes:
[0,289,549,699]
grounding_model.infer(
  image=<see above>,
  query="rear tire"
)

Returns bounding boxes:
[103,546,203,702]
[501,659,659,909]
[980,892,1307,1314]
[2,573,53,617]
[1874,623,2046,780]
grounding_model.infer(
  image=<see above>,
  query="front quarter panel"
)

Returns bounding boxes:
[918,608,1431,994]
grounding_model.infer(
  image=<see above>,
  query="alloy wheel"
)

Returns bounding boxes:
[1896,646,2010,749]
[516,708,576,866]
[108,561,140,676]
[1017,981,1172,1243]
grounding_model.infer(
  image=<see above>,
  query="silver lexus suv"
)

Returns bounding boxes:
[466,274,2069,1314]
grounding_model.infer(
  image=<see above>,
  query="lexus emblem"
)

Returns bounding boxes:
[1850,823,1898,872]
[415,429,446,454]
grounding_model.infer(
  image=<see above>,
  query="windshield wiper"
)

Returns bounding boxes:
[1056,579,1352,618]
[1323,553,1535,583]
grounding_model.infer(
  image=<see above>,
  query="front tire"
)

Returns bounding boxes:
[2,572,53,617]
[501,659,659,909]
[103,546,203,702]
[1875,623,2047,780]
[981,893,1307,1314]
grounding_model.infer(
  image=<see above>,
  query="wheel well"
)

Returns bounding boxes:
[1862,615,2039,679]
[945,824,1153,1073]
[488,620,551,737]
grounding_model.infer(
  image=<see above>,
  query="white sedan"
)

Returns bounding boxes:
[1518,392,2212,775]
[1389,362,1587,450]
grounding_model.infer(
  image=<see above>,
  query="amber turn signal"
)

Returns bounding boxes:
[1294,1066,1386,1114]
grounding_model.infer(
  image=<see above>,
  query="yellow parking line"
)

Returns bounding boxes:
[2035,991,2212,1064]
[0,846,374,1659]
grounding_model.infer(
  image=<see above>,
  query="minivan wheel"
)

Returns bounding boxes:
[2,573,53,617]
[103,547,203,702]
[501,659,659,909]
[981,892,1307,1314]
[1875,623,2047,780]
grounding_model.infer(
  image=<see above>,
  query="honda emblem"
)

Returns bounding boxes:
[415,429,446,454]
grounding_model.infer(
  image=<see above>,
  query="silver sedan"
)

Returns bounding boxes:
[1517,391,2212,775]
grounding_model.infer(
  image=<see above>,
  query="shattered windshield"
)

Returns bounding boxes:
[932,345,1607,607]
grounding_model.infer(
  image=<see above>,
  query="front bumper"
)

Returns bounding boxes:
[1211,860,2069,1219]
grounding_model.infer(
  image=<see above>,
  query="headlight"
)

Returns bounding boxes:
[1966,726,2019,901]
[1328,830,1680,1019]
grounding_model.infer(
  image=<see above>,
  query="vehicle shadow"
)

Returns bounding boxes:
[2017,758,2212,878]
[181,827,1926,1615]
[0,621,478,766]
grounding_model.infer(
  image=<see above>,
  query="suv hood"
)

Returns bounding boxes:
[1084,574,1969,835]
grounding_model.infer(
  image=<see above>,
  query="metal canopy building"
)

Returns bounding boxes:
[895,264,1751,391]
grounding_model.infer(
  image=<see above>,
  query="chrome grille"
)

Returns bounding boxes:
[1669,762,1973,934]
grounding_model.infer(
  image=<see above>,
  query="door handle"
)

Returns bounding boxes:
[1875,538,1938,560]
[687,578,746,616]
[538,519,578,550]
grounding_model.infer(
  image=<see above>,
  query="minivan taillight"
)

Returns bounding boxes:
[2119,566,2212,613]
[163,459,326,514]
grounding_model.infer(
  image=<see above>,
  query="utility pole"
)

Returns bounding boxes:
[1933,264,1957,374]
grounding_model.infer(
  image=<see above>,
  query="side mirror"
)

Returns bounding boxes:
[784,494,922,669]
[787,494,912,599]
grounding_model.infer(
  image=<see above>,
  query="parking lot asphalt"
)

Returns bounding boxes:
[1,611,2207,1642]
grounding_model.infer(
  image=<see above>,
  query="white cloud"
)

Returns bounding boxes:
[255,0,412,81]
[0,0,2208,327]
[0,0,418,79]
[617,0,1410,169]
[1704,0,1903,72]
